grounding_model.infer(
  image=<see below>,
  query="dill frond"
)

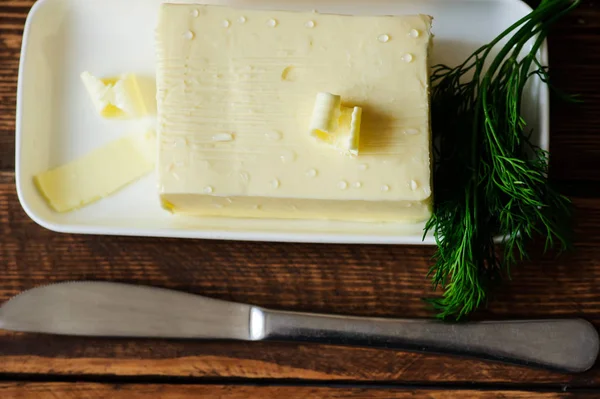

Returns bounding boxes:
[425,0,579,319]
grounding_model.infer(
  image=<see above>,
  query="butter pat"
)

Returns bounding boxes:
[34,131,156,212]
[157,5,433,222]
[309,92,362,156]
[81,72,149,118]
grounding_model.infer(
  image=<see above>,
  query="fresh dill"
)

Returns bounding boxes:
[425,0,579,319]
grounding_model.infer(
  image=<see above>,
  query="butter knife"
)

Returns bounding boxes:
[0,281,597,373]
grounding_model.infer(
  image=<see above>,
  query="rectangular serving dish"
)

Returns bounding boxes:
[16,0,548,244]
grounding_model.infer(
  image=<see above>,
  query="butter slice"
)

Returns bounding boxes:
[157,5,433,222]
[81,72,149,118]
[309,92,362,156]
[34,131,156,212]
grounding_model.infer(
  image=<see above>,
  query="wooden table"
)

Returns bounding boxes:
[1,1,599,398]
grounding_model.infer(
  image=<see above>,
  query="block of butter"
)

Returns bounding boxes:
[156,4,433,222]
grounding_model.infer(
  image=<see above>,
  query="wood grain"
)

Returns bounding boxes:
[2,0,600,395]
[0,0,29,171]
[549,0,600,182]
[0,383,594,399]
[0,1,599,181]
[0,170,599,385]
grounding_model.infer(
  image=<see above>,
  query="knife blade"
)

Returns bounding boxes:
[0,281,253,339]
[1,281,598,373]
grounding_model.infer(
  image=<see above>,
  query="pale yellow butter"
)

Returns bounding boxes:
[34,131,156,212]
[156,5,433,222]
[309,92,362,156]
[81,72,149,118]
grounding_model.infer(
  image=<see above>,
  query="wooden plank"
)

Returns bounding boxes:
[0,171,600,384]
[0,383,596,399]
[0,0,30,171]
[1,1,599,182]
[549,5,600,181]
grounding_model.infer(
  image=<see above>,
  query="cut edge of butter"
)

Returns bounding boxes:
[34,130,157,213]
[309,92,361,156]
[81,71,149,119]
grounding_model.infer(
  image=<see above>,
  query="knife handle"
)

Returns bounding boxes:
[253,308,599,373]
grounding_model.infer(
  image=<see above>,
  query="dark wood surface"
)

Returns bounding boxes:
[3,383,600,399]
[1,0,600,397]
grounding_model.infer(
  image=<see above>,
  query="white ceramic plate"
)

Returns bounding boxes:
[16,0,548,244]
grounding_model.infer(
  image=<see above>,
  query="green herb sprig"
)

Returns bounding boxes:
[425,0,579,319]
